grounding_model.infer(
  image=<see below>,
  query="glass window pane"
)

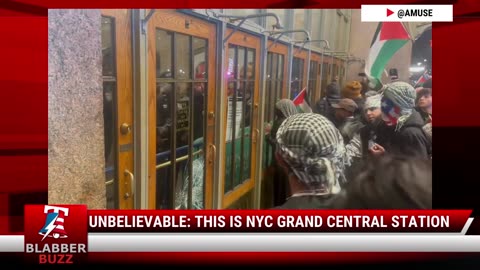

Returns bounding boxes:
[103,81,116,171]
[247,49,255,80]
[174,83,191,209]
[193,38,207,79]
[175,82,190,148]
[291,57,304,98]
[238,47,246,81]
[175,33,191,79]
[156,30,173,78]
[101,16,115,77]
[278,54,284,79]
[155,31,207,210]
[193,38,207,142]
[156,82,173,209]
[225,46,237,193]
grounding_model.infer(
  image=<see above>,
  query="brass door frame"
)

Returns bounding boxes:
[147,9,217,209]
[101,9,135,209]
[221,29,261,209]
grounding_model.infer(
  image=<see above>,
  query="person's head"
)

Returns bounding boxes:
[342,81,363,100]
[325,81,341,100]
[364,94,382,124]
[275,99,298,119]
[389,68,399,81]
[333,76,339,82]
[416,88,432,110]
[275,113,349,195]
[381,81,416,130]
[364,90,378,98]
[331,155,432,209]
[332,98,357,121]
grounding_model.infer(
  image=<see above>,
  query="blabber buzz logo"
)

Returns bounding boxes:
[24,205,88,264]
[39,205,69,240]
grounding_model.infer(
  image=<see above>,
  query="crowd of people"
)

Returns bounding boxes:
[268,73,432,210]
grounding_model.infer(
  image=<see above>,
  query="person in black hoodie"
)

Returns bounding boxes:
[314,76,340,123]
[370,81,431,159]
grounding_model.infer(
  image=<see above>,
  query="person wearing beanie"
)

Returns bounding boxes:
[370,81,431,159]
[331,98,364,144]
[314,76,340,123]
[273,113,349,209]
[342,81,366,121]
[342,81,363,100]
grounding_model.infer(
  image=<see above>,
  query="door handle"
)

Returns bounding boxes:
[208,144,216,165]
[124,169,135,200]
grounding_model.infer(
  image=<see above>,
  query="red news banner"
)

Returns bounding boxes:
[87,210,472,233]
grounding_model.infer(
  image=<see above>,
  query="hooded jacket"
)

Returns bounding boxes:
[315,82,340,123]
[376,110,431,159]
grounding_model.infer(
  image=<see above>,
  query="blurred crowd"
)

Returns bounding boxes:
[267,73,432,209]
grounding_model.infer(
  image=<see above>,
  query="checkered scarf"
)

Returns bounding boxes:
[382,82,416,132]
[276,113,348,194]
[276,99,298,118]
[364,94,382,109]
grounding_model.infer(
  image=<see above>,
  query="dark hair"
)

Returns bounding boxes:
[331,155,432,209]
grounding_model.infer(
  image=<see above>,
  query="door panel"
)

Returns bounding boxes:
[222,29,261,209]
[147,10,216,209]
[261,41,288,208]
[101,9,134,209]
[291,48,308,99]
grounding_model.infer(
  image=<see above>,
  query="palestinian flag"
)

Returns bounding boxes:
[365,22,410,89]
[292,88,312,113]
[414,70,432,87]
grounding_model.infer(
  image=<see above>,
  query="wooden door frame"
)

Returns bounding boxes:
[310,52,322,103]
[221,29,261,209]
[147,9,217,209]
[101,9,134,209]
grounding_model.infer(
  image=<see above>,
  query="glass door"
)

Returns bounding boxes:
[101,9,135,209]
[261,41,288,208]
[223,29,261,209]
[147,10,216,209]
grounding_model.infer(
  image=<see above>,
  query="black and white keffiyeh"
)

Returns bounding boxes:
[276,113,349,194]
[275,99,298,118]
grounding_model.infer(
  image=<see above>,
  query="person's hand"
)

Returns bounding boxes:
[369,143,385,156]
[265,123,272,134]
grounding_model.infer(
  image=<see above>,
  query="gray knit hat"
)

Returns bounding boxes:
[275,99,298,118]
[382,81,416,131]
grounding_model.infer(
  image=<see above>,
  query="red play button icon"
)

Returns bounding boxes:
[386,8,394,17]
